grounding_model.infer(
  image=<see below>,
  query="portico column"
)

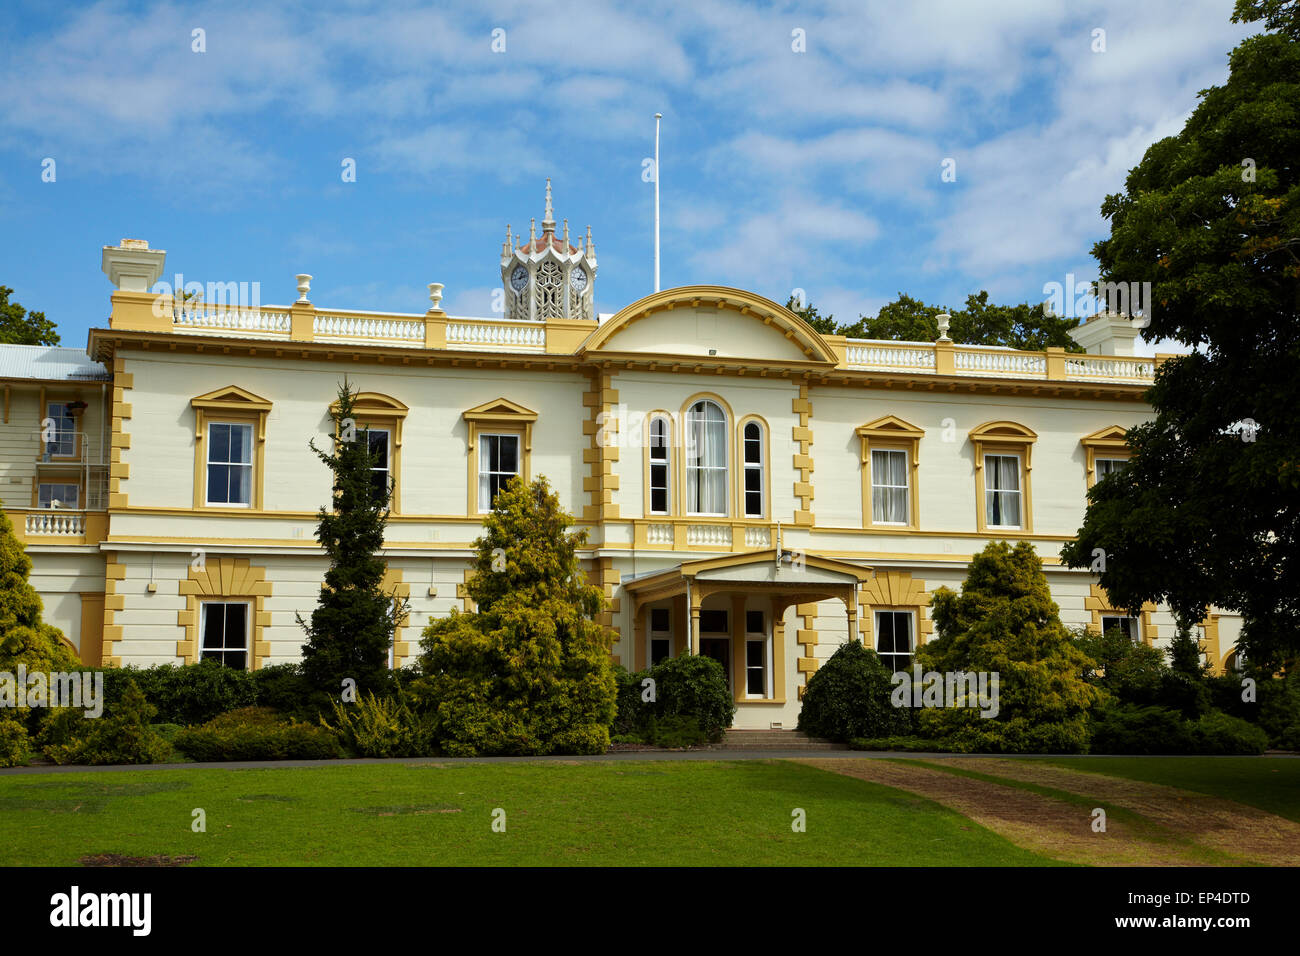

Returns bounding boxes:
[846,584,859,644]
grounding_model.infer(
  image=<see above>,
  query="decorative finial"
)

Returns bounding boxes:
[296,274,312,303]
[542,178,555,233]
[428,283,444,310]
[936,313,952,343]
[530,217,536,243]
[503,224,512,258]
[563,219,569,246]
[585,225,594,258]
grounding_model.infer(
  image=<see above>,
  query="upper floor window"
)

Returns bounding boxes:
[984,453,1022,528]
[44,402,76,459]
[206,422,254,507]
[38,482,79,509]
[1081,425,1130,490]
[478,433,520,511]
[1094,457,1127,480]
[365,427,391,501]
[742,420,764,518]
[649,416,670,515]
[871,448,909,524]
[685,399,727,516]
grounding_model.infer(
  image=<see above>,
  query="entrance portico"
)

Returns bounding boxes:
[623,550,873,723]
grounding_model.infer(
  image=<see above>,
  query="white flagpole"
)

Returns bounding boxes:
[654,112,662,293]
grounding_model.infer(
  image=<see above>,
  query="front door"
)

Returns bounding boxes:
[700,638,731,692]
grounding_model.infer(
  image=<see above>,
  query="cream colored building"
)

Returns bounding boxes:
[5,194,1241,729]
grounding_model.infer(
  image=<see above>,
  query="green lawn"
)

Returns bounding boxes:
[1041,756,1300,823]
[0,759,1058,866]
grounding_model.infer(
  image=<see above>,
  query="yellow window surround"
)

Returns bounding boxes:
[190,386,273,511]
[857,414,924,532]
[970,420,1037,534]
[462,397,538,514]
[330,392,408,514]
[1080,425,1131,488]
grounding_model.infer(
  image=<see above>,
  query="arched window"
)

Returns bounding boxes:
[742,420,764,518]
[685,399,727,515]
[648,415,671,515]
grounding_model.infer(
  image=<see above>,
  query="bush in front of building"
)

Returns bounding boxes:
[412,476,617,757]
[173,706,343,761]
[0,716,30,767]
[1206,668,1300,750]
[916,541,1102,754]
[798,640,913,743]
[0,505,80,681]
[326,690,434,757]
[42,680,171,765]
[613,656,735,746]
[1088,702,1268,755]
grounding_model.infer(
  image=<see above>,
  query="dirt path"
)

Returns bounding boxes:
[917,757,1300,867]
[796,758,1229,866]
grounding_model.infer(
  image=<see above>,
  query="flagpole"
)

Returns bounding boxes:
[654,113,662,293]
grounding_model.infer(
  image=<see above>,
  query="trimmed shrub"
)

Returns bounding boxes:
[174,706,343,761]
[850,735,949,753]
[798,641,913,743]
[0,716,30,767]
[612,665,649,738]
[43,681,170,765]
[648,654,734,743]
[1089,703,1196,754]
[327,692,434,757]
[1189,710,1269,755]
[102,662,258,726]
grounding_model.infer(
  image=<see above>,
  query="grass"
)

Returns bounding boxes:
[1040,756,1300,823]
[0,759,1057,867]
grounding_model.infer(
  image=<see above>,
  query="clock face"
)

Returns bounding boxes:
[510,266,528,292]
[570,266,588,292]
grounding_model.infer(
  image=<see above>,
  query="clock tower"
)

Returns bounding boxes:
[501,179,597,322]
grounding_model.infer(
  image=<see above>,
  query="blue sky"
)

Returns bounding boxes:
[0,0,1252,354]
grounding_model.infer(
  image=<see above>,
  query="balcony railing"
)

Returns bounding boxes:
[842,339,1157,384]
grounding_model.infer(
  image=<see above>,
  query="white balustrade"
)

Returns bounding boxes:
[174,307,291,334]
[446,322,546,350]
[1064,356,1155,380]
[25,512,86,536]
[744,526,772,548]
[954,349,1046,377]
[313,314,423,342]
[686,524,731,547]
[646,523,674,545]
[845,343,937,371]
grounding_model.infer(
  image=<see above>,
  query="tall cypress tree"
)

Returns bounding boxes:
[298,380,406,698]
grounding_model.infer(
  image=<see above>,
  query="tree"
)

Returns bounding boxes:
[413,476,617,756]
[854,291,1085,351]
[1061,1,1300,670]
[915,542,1101,753]
[0,287,60,345]
[784,295,839,335]
[298,381,406,699]
[0,506,79,675]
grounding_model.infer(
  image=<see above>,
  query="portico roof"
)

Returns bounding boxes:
[623,549,873,606]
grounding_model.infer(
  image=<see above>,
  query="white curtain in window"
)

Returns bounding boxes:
[871,449,908,523]
[686,401,726,514]
[986,455,1021,526]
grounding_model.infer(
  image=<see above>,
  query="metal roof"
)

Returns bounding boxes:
[0,344,111,382]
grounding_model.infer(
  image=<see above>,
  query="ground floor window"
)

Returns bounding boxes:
[201,601,249,669]
[875,609,913,673]
[744,609,768,697]
[650,606,671,665]
[1100,615,1138,642]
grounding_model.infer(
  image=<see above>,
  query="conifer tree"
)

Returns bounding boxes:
[415,476,617,756]
[916,541,1101,753]
[298,381,406,699]
[0,505,79,673]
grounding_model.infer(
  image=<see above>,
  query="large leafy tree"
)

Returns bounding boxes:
[0,287,59,345]
[916,542,1101,753]
[1061,0,1300,670]
[298,381,406,698]
[414,476,617,756]
[789,291,1083,350]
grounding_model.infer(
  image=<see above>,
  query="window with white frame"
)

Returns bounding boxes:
[649,416,670,515]
[984,453,1022,528]
[200,601,249,669]
[206,422,254,506]
[650,606,671,665]
[744,609,768,697]
[871,448,909,524]
[478,433,520,511]
[365,427,391,501]
[38,483,79,509]
[1095,457,1127,480]
[44,402,75,458]
[742,421,764,518]
[685,400,727,515]
[875,610,914,673]
[1100,615,1138,642]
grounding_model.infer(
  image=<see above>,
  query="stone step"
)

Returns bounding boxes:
[719,729,839,750]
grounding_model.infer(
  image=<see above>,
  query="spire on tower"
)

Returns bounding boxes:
[542,178,555,235]
[503,223,512,258]
[563,219,569,246]
[530,217,536,243]
[585,224,595,259]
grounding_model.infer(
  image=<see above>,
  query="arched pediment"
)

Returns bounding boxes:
[578,286,839,365]
[330,392,408,417]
